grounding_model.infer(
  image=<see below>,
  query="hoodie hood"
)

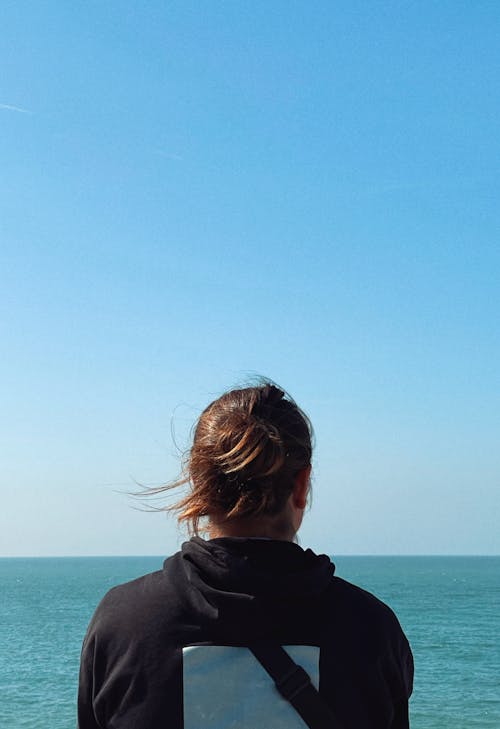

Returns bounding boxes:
[163,537,335,641]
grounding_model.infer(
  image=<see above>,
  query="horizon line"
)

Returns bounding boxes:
[1,553,499,559]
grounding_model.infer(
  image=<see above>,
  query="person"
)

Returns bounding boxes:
[78,383,413,728]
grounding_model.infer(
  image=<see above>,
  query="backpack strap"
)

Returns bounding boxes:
[250,642,342,729]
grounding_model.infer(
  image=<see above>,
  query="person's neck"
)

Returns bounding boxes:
[208,516,296,542]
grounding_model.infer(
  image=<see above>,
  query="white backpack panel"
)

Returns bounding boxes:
[182,644,319,728]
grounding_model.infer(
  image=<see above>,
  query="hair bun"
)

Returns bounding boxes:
[214,416,286,483]
[259,384,285,406]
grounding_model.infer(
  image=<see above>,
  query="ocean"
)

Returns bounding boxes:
[1,555,498,728]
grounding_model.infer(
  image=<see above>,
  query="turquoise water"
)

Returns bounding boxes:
[1,556,498,728]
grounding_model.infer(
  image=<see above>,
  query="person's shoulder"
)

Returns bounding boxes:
[324,575,414,699]
[324,575,412,682]
[328,575,406,636]
[330,575,389,607]
[87,570,160,631]
[86,554,184,640]
[101,567,165,606]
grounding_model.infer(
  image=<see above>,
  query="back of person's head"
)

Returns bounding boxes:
[139,382,312,536]
[177,383,312,534]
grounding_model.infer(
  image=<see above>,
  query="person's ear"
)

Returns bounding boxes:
[293,465,311,510]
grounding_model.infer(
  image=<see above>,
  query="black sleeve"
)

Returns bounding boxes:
[391,698,410,729]
[392,632,414,728]
[77,633,101,729]
[402,634,414,701]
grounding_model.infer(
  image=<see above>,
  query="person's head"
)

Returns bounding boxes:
[170,383,313,541]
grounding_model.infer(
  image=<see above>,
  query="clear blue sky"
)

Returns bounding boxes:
[1,1,499,556]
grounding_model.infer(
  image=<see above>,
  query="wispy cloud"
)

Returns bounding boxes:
[154,149,183,161]
[0,103,32,114]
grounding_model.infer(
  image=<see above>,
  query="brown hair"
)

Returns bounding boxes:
[145,383,313,535]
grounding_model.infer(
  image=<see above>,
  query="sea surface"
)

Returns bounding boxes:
[1,555,498,728]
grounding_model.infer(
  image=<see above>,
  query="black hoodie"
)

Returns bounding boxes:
[78,538,413,729]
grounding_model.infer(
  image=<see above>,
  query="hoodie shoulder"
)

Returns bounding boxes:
[324,575,413,697]
[84,557,186,645]
[328,575,408,639]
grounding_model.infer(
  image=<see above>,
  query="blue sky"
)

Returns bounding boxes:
[1,1,499,556]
